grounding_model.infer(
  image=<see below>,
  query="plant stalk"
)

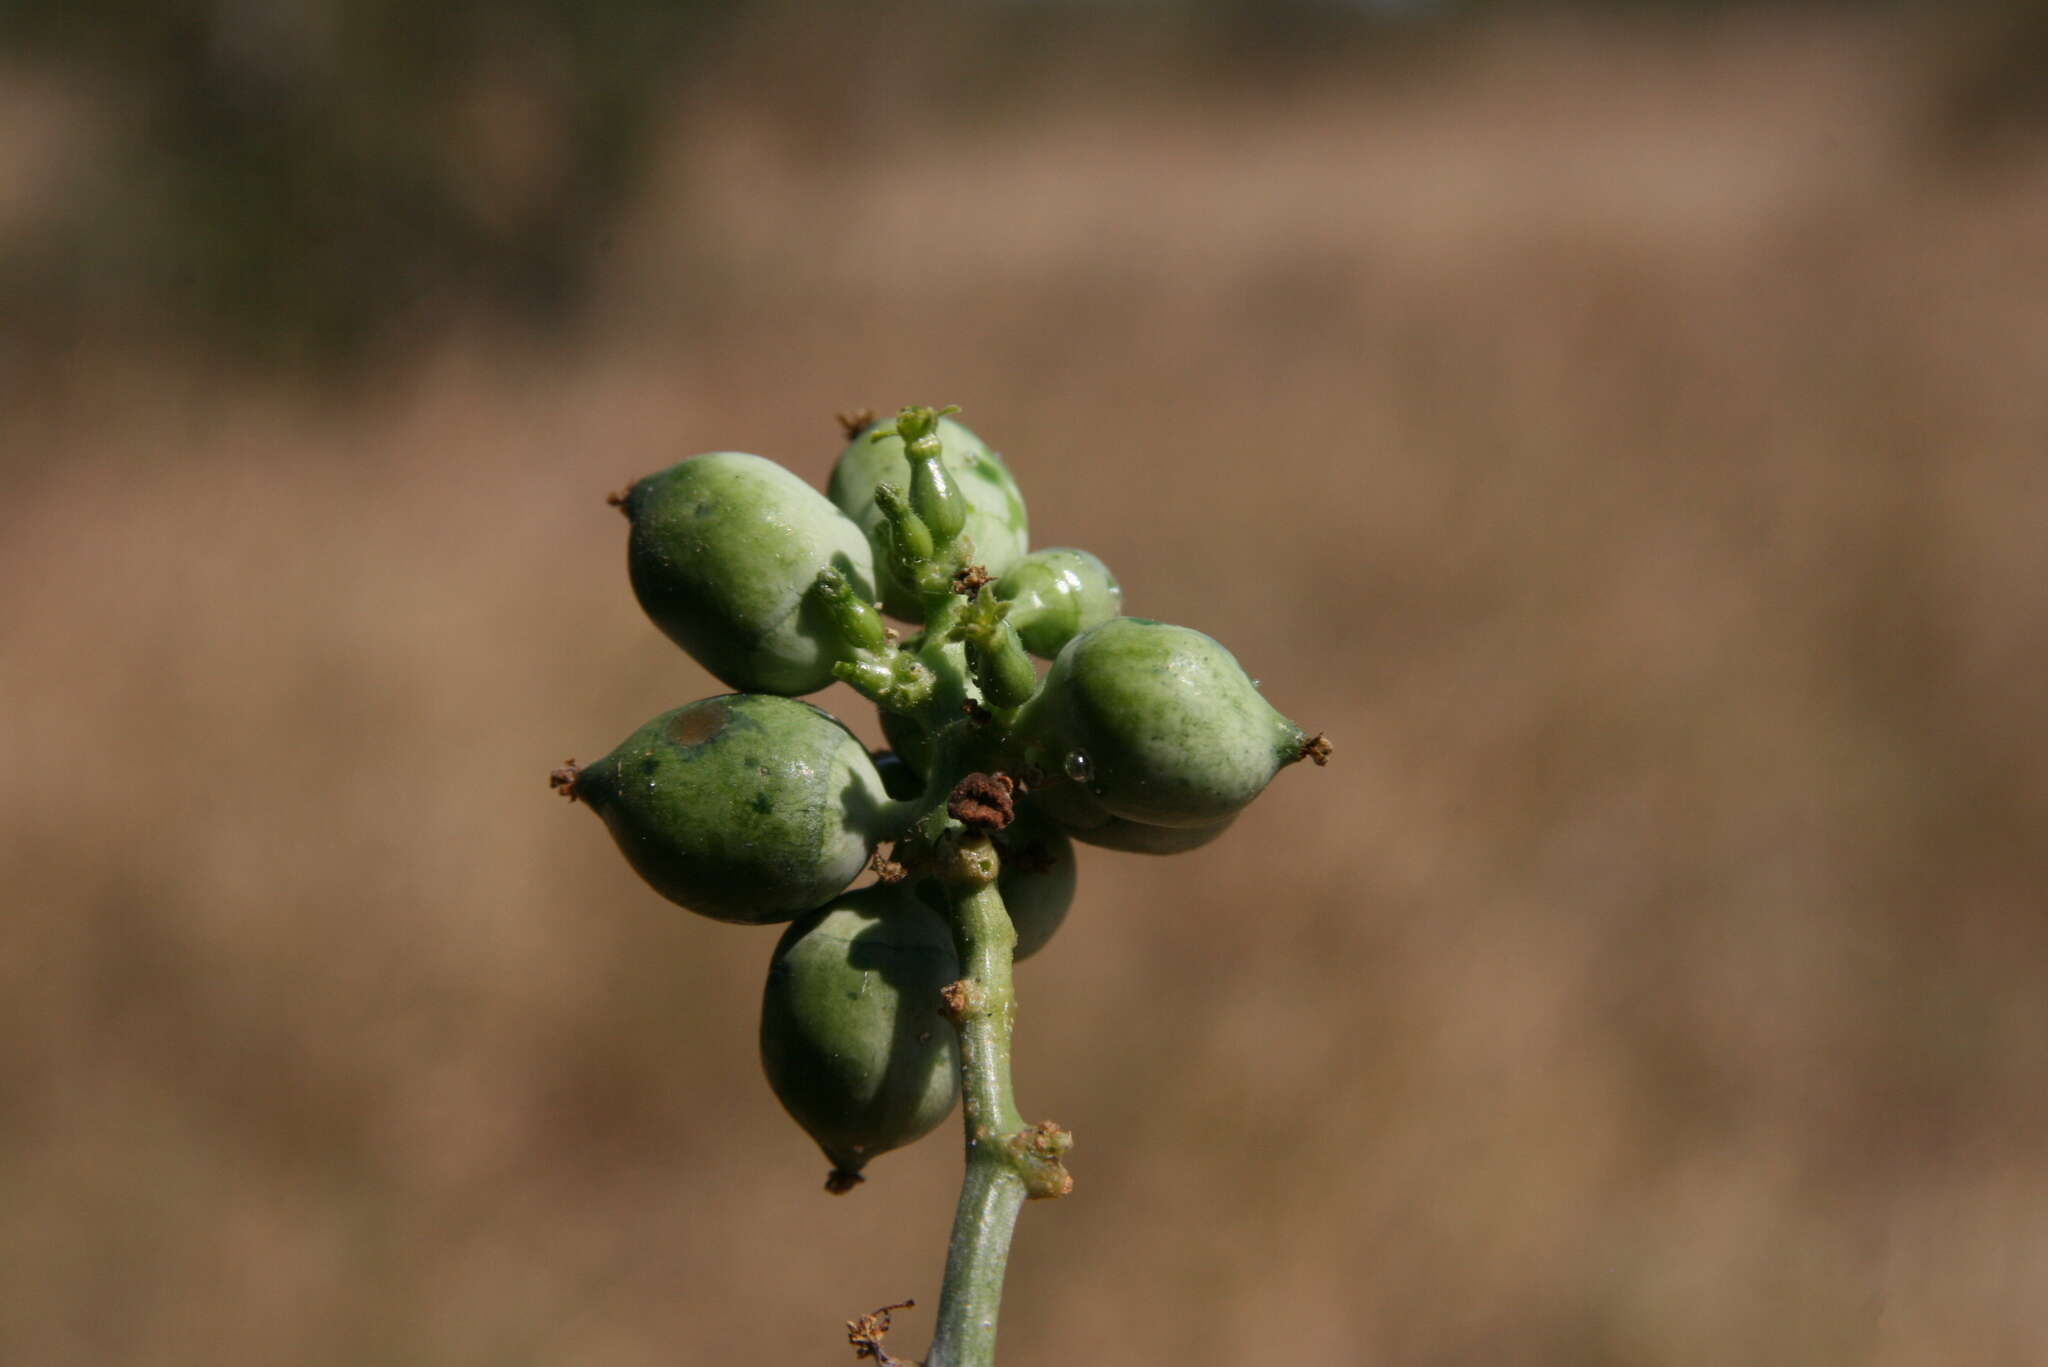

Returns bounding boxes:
[927,842,1068,1367]
[927,1141,1027,1367]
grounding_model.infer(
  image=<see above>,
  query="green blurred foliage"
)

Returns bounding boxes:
[0,0,739,362]
[1,0,2038,367]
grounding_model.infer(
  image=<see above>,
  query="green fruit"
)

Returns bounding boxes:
[1016,764,1236,853]
[996,801,1077,959]
[992,548,1122,658]
[570,695,897,924]
[1074,813,1236,855]
[760,885,962,1181]
[1015,618,1307,829]
[626,452,876,695]
[904,803,1074,960]
[829,417,1029,620]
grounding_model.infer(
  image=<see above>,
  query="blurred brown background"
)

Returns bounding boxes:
[5,2,2047,1363]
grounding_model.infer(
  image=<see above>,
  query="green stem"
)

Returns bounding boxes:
[927,842,1070,1367]
[928,1141,1027,1367]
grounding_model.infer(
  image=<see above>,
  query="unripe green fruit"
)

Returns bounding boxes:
[997,801,1077,959]
[829,417,1029,620]
[992,548,1123,658]
[1054,805,1237,856]
[1016,617,1307,829]
[626,452,876,695]
[760,885,962,1181]
[570,695,896,924]
[906,801,1076,960]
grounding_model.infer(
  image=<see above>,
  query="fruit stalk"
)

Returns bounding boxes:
[927,837,1069,1367]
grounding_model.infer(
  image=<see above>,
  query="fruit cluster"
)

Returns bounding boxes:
[554,406,1324,1190]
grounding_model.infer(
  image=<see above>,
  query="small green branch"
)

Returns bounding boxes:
[926,836,1072,1367]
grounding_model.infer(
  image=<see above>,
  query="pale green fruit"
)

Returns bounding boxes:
[760,885,961,1183]
[626,452,875,695]
[1051,806,1237,856]
[992,548,1122,658]
[569,695,898,924]
[996,801,1077,959]
[829,416,1029,619]
[905,799,1076,960]
[1016,618,1307,829]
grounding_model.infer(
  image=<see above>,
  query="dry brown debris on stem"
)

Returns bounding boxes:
[1300,733,1334,766]
[937,979,984,1025]
[950,564,992,600]
[867,845,908,884]
[846,1299,917,1364]
[1006,1120,1077,1199]
[946,772,1016,832]
[825,1167,866,1196]
[836,409,877,440]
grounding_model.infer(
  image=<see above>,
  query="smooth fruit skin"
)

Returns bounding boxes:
[992,548,1122,658]
[1013,763,1237,853]
[829,417,1029,620]
[572,695,896,924]
[626,452,876,695]
[760,884,962,1178]
[1059,808,1237,856]
[997,801,1077,959]
[1016,617,1306,829]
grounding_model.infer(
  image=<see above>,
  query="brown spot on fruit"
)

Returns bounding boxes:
[666,701,729,747]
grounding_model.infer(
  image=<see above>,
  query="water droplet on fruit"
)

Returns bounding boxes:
[1063,750,1093,783]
